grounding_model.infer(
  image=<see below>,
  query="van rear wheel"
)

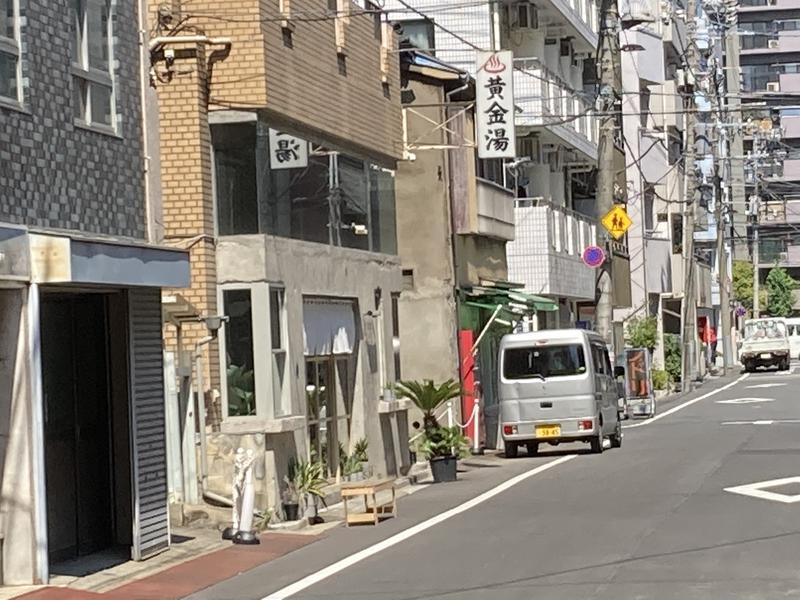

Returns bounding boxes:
[590,429,604,454]
[610,418,623,449]
[505,442,519,458]
[526,442,539,456]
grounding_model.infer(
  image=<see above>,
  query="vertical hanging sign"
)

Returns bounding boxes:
[476,51,516,160]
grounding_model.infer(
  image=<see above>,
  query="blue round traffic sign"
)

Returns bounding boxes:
[582,245,606,268]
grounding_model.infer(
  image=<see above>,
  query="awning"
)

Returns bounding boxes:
[302,298,357,356]
[461,285,558,314]
[0,225,190,287]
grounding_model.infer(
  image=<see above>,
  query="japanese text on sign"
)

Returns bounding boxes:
[476,51,516,160]
[268,129,309,170]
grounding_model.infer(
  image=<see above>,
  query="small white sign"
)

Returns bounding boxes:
[268,129,308,170]
[476,51,516,160]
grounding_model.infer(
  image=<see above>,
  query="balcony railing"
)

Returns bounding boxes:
[507,198,598,300]
[513,58,599,160]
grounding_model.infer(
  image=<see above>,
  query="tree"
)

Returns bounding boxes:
[765,266,797,317]
[625,316,658,352]
[664,334,682,383]
[732,260,754,310]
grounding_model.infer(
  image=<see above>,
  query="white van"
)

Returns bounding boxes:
[785,318,800,361]
[498,329,623,457]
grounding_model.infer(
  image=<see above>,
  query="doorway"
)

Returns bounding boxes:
[40,292,132,566]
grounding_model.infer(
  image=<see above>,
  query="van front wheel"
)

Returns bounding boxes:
[610,419,623,449]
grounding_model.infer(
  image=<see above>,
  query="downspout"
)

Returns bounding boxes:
[138,0,153,242]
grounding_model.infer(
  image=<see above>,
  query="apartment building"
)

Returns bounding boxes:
[613,0,714,367]
[0,0,189,584]
[387,0,632,338]
[149,0,412,518]
[737,0,800,308]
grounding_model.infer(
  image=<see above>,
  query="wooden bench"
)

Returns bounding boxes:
[341,477,397,527]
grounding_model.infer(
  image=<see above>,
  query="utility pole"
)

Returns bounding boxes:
[680,0,699,391]
[714,164,733,373]
[595,0,622,346]
[753,163,761,318]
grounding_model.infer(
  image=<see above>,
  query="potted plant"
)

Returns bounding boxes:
[293,460,327,524]
[353,437,369,472]
[281,476,300,521]
[418,426,470,483]
[394,379,463,432]
[341,454,364,482]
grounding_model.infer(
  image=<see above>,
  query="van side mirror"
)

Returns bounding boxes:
[614,366,625,379]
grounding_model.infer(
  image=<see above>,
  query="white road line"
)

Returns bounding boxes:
[625,373,750,429]
[725,476,800,504]
[260,454,577,600]
[722,419,800,425]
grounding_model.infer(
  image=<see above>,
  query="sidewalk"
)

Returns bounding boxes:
[2,457,501,600]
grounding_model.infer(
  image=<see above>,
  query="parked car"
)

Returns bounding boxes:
[498,329,623,457]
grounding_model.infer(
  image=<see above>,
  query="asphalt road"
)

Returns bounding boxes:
[190,368,800,600]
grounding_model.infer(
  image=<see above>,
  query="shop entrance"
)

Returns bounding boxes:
[41,292,132,567]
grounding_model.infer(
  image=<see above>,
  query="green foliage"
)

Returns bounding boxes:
[292,460,327,500]
[353,438,369,462]
[731,260,769,312]
[652,369,670,391]
[394,379,463,432]
[255,509,272,531]
[664,334,682,383]
[227,365,255,416]
[418,426,470,460]
[625,316,658,352]
[765,266,797,318]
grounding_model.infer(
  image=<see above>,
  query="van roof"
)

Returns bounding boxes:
[500,329,602,347]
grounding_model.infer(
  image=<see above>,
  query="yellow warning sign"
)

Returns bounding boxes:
[601,205,632,240]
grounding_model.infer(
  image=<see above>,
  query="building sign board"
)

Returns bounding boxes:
[268,129,308,170]
[476,51,516,160]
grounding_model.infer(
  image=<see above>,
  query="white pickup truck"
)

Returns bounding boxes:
[739,318,791,372]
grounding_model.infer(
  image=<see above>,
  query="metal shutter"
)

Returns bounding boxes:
[128,288,170,560]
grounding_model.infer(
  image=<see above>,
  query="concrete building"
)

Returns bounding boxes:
[387,0,633,342]
[0,0,189,585]
[736,0,800,311]
[613,0,714,368]
[395,47,556,450]
[148,0,413,519]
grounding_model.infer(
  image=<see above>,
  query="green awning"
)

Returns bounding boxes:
[460,286,558,313]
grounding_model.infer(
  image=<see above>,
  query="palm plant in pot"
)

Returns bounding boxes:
[418,426,470,482]
[293,460,327,524]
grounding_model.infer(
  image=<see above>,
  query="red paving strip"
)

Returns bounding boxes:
[110,533,317,600]
[16,533,318,600]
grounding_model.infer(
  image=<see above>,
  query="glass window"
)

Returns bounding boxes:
[0,0,20,103]
[306,358,335,476]
[212,122,398,254]
[503,345,587,380]
[73,0,115,128]
[270,287,289,417]
[369,166,397,254]
[224,289,257,417]
[213,122,259,236]
[391,293,401,380]
[397,19,435,51]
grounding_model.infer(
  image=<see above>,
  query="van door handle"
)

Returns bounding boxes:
[540,401,552,409]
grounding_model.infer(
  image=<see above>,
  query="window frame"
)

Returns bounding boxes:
[269,284,291,417]
[72,0,117,132]
[0,0,22,106]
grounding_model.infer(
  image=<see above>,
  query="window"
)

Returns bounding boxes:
[224,289,257,417]
[391,293,401,380]
[503,345,587,380]
[212,122,259,236]
[397,19,435,52]
[270,287,289,417]
[72,0,115,128]
[306,356,355,478]
[591,344,612,375]
[671,213,683,254]
[211,122,398,254]
[0,0,20,103]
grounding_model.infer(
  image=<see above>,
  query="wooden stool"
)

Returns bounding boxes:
[341,477,397,526]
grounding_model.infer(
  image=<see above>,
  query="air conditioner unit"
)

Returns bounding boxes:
[512,2,539,29]
[766,81,781,92]
[768,39,780,48]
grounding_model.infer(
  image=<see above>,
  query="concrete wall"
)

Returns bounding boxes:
[456,236,509,287]
[395,80,460,385]
[0,0,146,238]
[214,235,407,511]
[0,288,38,584]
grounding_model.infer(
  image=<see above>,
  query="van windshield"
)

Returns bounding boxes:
[503,344,587,380]
[744,320,786,341]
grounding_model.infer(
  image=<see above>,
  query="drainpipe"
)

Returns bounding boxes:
[194,335,215,497]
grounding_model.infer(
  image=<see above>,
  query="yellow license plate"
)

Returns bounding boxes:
[535,425,561,438]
